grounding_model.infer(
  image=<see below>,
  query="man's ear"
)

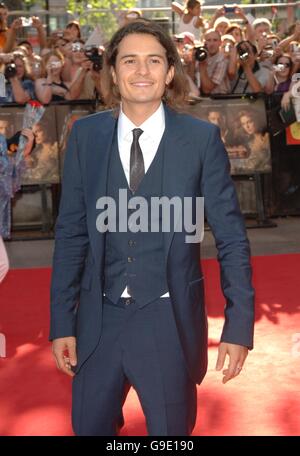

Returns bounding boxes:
[111,66,117,85]
[166,65,175,85]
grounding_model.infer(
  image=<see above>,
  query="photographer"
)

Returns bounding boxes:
[63,41,104,100]
[272,54,293,93]
[77,45,105,100]
[0,52,35,103]
[197,29,230,95]
[3,16,47,54]
[35,48,102,104]
[173,33,199,97]
[34,50,73,104]
[230,40,273,94]
[209,4,255,42]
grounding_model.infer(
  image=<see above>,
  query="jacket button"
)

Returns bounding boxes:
[128,240,136,247]
[127,256,134,263]
[125,299,131,306]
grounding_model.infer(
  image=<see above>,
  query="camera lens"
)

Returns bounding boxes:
[194,46,208,62]
[4,63,17,80]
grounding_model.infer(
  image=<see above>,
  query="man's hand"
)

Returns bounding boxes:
[216,342,248,384]
[52,337,77,377]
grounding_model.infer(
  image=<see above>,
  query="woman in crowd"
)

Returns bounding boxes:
[272,53,294,93]
[34,49,73,103]
[0,51,35,103]
[36,47,99,103]
[172,0,205,40]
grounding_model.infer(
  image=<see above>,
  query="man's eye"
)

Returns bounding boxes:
[150,58,160,64]
[124,59,135,64]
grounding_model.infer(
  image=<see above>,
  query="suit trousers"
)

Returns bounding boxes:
[72,296,197,436]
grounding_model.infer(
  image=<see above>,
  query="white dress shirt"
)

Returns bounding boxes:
[118,102,165,184]
[117,103,169,298]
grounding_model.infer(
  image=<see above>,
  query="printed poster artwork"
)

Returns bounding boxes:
[187,97,272,175]
[21,105,59,185]
[56,104,95,173]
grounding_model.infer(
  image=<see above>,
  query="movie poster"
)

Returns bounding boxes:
[20,105,60,185]
[187,97,272,175]
[56,103,95,173]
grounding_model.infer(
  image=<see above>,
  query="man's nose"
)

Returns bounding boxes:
[136,60,150,75]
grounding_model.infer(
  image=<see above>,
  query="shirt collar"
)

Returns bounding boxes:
[118,102,165,142]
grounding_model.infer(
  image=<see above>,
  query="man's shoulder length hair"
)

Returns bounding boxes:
[102,20,189,111]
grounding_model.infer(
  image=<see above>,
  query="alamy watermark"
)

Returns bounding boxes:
[96,189,205,243]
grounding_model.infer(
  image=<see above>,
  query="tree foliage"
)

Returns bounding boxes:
[67,1,136,40]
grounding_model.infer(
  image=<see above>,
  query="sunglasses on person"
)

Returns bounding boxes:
[277,61,292,68]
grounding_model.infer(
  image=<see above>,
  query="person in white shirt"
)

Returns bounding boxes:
[172,0,205,40]
[50,20,254,437]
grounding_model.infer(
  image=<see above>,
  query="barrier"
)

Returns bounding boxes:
[1,94,299,239]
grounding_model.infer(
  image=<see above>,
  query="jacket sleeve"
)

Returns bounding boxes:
[200,124,255,349]
[49,122,89,340]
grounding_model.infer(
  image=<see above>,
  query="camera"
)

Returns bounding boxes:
[4,63,17,80]
[72,42,83,52]
[194,45,208,62]
[49,60,62,69]
[21,17,32,27]
[263,45,274,58]
[273,63,285,72]
[84,45,103,72]
[224,42,232,53]
[236,42,249,61]
[224,5,235,13]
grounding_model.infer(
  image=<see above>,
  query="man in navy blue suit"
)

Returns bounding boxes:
[50,20,254,436]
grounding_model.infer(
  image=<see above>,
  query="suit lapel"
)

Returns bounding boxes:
[163,105,192,261]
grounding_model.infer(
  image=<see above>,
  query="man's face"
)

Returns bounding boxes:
[204,31,221,56]
[240,115,255,135]
[255,24,271,39]
[208,111,221,126]
[111,33,174,110]
[0,120,9,136]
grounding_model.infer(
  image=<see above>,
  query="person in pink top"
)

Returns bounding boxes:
[0,236,8,283]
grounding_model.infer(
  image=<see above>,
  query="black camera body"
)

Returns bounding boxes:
[194,45,208,62]
[84,46,103,72]
[236,43,249,62]
[4,63,17,80]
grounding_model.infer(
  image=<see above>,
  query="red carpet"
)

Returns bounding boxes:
[0,254,300,436]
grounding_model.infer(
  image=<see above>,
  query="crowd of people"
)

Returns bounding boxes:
[0,0,299,247]
[0,1,298,106]
[171,1,300,100]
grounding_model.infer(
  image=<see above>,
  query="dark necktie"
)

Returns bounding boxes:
[130,128,144,193]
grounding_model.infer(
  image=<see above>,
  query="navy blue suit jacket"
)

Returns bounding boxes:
[50,104,254,384]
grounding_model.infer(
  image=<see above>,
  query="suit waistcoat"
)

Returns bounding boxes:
[103,128,169,306]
